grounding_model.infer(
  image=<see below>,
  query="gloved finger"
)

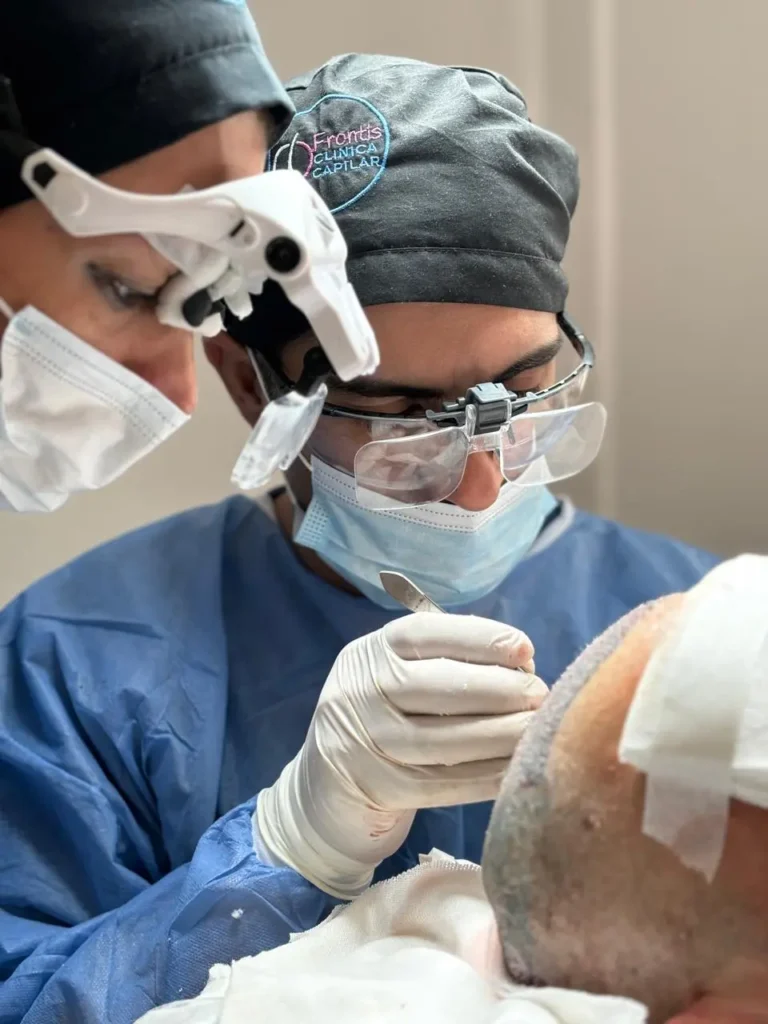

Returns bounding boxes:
[384,709,538,767]
[384,613,535,668]
[374,755,517,809]
[382,658,549,715]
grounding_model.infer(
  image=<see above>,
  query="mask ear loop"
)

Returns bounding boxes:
[0,296,15,321]
[245,347,273,405]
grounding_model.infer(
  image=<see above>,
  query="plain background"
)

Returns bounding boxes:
[1,0,766,604]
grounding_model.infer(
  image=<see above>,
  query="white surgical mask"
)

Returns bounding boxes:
[293,457,558,609]
[0,301,190,513]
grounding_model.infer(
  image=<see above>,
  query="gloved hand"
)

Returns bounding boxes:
[256,613,548,899]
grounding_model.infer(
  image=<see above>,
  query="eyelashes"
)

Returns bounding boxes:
[85,262,160,313]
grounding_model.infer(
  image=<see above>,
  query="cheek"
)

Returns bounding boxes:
[87,309,156,355]
[42,290,196,409]
[119,325,197,410]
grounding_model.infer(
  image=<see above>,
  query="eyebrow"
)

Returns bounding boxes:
[324,336,564,400]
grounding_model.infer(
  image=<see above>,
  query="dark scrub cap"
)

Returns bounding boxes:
[227,53,579,357]
[0,0,293,210]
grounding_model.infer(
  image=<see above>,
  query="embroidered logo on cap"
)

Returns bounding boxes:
[269,92,390,213]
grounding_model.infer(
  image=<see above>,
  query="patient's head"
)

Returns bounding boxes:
[483,592,768,1024]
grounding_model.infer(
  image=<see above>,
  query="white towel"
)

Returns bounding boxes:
[136,851,647,1024]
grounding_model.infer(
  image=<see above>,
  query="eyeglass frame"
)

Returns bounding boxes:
[255,311,595,431]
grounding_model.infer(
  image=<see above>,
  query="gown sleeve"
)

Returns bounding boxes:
[0,584,337,1024]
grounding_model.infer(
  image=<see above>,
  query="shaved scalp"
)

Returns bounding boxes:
[482,603,655,978]
[482,597,768,1023]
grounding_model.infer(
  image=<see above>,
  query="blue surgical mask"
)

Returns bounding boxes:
[293,457,558,610]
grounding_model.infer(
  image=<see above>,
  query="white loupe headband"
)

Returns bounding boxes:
[618,554,768,881]
[20,149,379,486]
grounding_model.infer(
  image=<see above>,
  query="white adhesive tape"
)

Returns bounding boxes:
[618,554,768,881]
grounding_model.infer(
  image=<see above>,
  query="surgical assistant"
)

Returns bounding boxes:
[0,56,719,1023]
[0,1,376,513]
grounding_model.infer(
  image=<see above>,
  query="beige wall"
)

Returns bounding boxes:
[613,1,768,553]
[1,0,766,605]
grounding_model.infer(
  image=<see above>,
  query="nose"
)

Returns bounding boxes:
[447,451,504,510]
[125,332,198,413]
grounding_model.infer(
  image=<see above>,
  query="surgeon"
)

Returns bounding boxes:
[0,55,719,1022]
[0,1,376,513]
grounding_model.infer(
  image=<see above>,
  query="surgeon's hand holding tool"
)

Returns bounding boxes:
[379,571,537,672]
[257,613,548,899]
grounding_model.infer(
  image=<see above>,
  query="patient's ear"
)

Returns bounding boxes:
[204,333,265,426]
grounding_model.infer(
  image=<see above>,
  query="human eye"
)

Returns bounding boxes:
[85,262,159,313]
[504,364,557,397]
[326,393,435,418]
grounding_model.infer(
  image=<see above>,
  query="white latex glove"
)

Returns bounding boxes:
[256,613,548,899]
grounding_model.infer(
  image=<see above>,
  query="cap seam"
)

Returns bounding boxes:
[287,58,518,96]
[348,246,562,265]
[288,58,452,94]
[138,36,262,90]
[34,38,265,117]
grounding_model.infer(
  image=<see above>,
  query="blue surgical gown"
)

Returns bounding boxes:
[0,496,719,1022]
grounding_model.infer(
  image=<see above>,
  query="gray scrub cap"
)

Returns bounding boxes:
[227,53,579,355]
[0,0,292,210]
